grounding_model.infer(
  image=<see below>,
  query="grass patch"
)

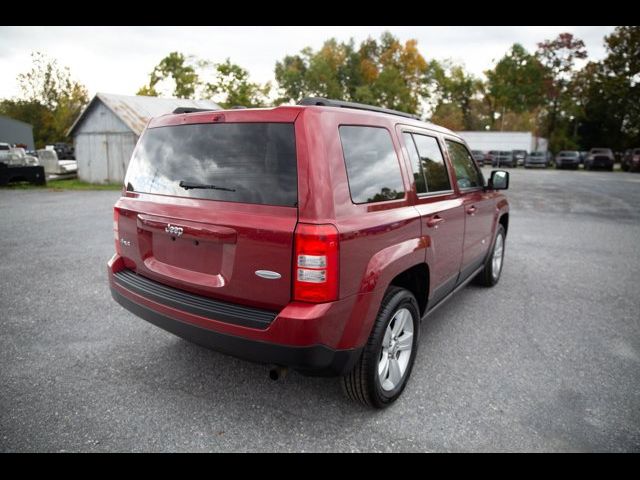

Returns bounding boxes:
[1,179,121,191]
[47,179,122,191]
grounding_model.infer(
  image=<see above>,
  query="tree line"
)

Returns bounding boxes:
[1,27,638,152]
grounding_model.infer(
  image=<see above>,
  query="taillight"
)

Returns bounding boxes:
[293,223,339,303]
[113,207,121,255]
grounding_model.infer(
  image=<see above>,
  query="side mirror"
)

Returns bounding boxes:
[488,170,509,190]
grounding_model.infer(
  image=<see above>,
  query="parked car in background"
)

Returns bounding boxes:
[584,148,615,171]
[471,150,485,166]
[0,143,46,186]
[486,150,499,166]
[555,151,581,170]
[0,142,10,163]
[48,142,75,160]
[512,150,527,167]
[108,97,510,408]
[525,151,550,168]
[492,151,516,167]
[622,148,640,172]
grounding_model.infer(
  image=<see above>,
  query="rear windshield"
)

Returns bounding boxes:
[591,149,612,154]
[559,151,578,156]
[125,123,297,207]
[499,151,511,155]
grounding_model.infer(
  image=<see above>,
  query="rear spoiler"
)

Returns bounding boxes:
[172,107,220,114]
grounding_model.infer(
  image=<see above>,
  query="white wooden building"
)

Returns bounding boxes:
[68,93,220,183]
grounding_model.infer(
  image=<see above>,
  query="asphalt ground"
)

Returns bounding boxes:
[1,166,639,452]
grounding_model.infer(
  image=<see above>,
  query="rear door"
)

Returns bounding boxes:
[399,129,465,305]
[114,120,299,311]
[443,137,495,281]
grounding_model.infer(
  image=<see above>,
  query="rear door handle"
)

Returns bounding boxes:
[426,215,445,228]
[466,206,477,216]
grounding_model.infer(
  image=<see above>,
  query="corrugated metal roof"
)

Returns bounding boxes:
[69,93,220,136]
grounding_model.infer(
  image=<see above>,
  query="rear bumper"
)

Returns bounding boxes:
[111,287,361,375]
[588,157,614,168]
[108,256,366,375]
[556,159,580,167]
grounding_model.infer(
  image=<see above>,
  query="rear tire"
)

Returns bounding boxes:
[342,287,420,408]
[475,224,506,287]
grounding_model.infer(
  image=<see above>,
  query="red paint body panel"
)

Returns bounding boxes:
[109,104,509,362]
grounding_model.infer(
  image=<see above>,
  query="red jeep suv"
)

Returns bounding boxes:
[108,98,510,408]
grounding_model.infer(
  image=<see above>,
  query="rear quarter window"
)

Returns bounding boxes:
[339,126,405,204]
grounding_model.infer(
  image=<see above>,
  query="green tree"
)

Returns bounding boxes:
[204,59,270,108]
[275,40,359,103]
[485,43,547,124]
[573,27,640,149]
[137,52,199,99]
[0,52,88,147]
[429,60,483,130]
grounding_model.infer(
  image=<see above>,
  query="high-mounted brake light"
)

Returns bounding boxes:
[293,224,339,303]
[113,207,121,255]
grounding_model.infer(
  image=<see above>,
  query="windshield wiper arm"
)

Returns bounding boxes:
[179,180,236,192]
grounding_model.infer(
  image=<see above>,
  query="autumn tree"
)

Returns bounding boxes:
[274,32,430,115]
[536,33,587,149]
[0,52,88,147]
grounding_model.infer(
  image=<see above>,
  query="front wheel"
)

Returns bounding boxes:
[342,287,420,408]
[475,224,506,287]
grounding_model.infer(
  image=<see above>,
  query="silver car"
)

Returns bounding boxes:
[526,151,551,168]
[555,151,580,170]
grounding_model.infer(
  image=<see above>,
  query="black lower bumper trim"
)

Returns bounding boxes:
[111,287,361,376]
[113,269,277,330]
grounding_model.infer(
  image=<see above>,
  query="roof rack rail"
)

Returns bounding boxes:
[172,107,219,114]
[298,97,420,120]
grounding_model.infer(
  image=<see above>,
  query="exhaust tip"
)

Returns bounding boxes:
[268,365,288,381]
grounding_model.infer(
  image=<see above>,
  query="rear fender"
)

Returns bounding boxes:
[338,237,428,348]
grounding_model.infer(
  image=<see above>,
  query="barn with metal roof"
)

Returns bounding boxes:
[69,93,220,183]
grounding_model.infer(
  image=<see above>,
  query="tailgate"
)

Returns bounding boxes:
[115,196,296,310]
[115,120,299,311]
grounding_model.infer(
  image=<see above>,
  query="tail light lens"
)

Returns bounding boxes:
[293,223,339,303]
[113,207,121,255]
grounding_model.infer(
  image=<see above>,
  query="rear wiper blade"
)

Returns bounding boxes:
[179,180,236,192]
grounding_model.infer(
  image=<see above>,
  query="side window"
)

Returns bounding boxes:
[412,134,451,192]
[339,126,405,204]
[446,140,483,189]
[402,132,427,194]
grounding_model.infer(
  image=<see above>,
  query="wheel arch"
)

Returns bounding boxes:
[498,212,509,236]
[389,263,429,317]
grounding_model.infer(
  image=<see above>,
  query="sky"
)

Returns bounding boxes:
[0,26,616,100]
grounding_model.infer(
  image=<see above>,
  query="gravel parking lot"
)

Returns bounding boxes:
[1,167,639,452]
